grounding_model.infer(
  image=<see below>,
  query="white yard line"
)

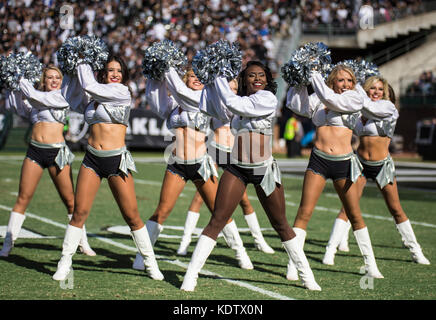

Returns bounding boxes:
[132,179,436,229]
[0,204,294,300]
[1,157,435,299]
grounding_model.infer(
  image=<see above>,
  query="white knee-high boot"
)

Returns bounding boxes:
[180,235,216,291]
[396,220,430,265]
[338,220,351,252]
[52,224,83,281]
[68,214,96,257]
[131,226,164,280]
[322,218,350,265]
[354,227,384,278]
[283,237,321,291]
[286,227,306,281]
[222,220,253,270]
[132,220,163,270]
[244,212,275,254]
[177,211,200,256]
[0,211,26,257]
[145,220,164,245]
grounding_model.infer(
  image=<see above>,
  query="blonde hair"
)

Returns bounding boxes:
[39,65,63,91]
[182,69,195,85]
[363,76,390,101]
[326,65,356,90]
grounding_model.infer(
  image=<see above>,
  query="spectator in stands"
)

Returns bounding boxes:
[1,1,429,112]
[1,0,297,108]
[406,70,436,96]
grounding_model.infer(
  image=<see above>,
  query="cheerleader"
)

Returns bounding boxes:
[177,79,275,256]
[134,68,253,271]
[180,61,321,292]
[52,55,163,281]
[0,66,95,257]
[323,76,430,266]
[285,65,384,280]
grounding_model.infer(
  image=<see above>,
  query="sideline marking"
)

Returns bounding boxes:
[2,170,435,229]
[0,204,294,300]
[0,226,56,239]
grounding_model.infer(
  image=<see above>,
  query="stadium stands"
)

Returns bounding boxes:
[0,0,430,109]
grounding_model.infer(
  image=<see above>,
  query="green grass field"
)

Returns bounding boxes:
[0,149,435,302]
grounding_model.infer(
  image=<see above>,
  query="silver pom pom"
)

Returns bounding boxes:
[192,40,242,84]
[0,51,43,91]
[281,42,332,86]
[142,39,187,81]
[0,55,7,89]
[56,35,109,75]
[337,59,380,84]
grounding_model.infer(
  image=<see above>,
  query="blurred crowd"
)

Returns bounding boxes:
[2,0,430,109]
[1,0,300,108]
[406,70,436,96]
[303,0,425,31]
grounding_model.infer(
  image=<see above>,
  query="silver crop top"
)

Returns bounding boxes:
[145,67,209,134]
[61,63,132,126]
[353,85,399,138]
[201,76,278,136]
[286,71,363,130]
[6,78,69,125]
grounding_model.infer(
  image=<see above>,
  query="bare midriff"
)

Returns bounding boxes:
[314,126,354,155]
[213,126,234,148]
[233,131,272,163]
[87,123,127,150]
[357,136,391,161]
[173,126,207,160]
[31,122,65,144]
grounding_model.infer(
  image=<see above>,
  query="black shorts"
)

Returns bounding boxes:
[307,149,351,181]
[82,150,127,179]
[166,161,204,182]
[208,144,231,170]
[225,163,267,186]
[361,162,383,181]
[26,143,60,169]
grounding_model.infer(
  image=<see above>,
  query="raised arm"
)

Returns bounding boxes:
[164,67,202,112]
[19,78,69,109]
[311,71,363,113]
[76,63,131,106]
[145,78,178,119]
[61,74,89,113]
[215,76,277,117]
[286,85,318,118]
[199,83,232,122]
[355,84,399,120]
[5,90,32,118]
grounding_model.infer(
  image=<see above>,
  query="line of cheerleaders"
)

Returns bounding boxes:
[1,45,430,293]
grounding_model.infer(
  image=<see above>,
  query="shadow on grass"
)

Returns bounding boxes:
[1,243,60,276]
[160,268,306,291]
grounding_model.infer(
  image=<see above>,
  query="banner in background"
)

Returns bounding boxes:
[126,108,173,149]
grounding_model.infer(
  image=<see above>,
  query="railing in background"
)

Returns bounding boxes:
[301,0,436,36]
[400,95,436,107]
[366,30,431,66]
